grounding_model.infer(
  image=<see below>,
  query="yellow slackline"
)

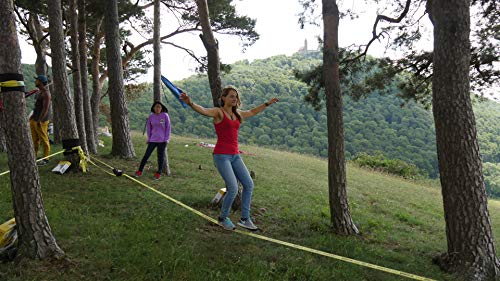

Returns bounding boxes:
[88,156,435,281]
[0,150,65,177]
[71,146,88,173]
[89,156,217,223]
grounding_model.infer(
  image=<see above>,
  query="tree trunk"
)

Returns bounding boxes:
[322,0,358,235]
[153,0,162,102]
[29,13,49,76]
[0,0,64,260]
[78,0,97,154]
[161,146,171,176]
[48,0,79,142]
[103,0,135,158]
[152,0,171,175]
[69,0,88,153]
[50,78,60,144]
[0,124,7,152]
[195,0,222,107]
[429,1,499,279]
[90,18,104,146]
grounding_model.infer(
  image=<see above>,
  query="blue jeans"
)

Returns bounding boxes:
[213,154,254,219]
[138,142,167,174]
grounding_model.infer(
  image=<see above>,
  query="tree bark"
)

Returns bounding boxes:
[428,0,500,280]
[90,17,104,146]
[0,0,64,260]
[430,0,499,279]
[0,124,7,152]
[69,0,88,153]
[322,0,358,235]
[195,0,222,107]
[48,0,79,142]
[103,0,135,158]
[153,0,162,102]
[162,146,171,176]
[29,13,49,76]
[78,0,97,154]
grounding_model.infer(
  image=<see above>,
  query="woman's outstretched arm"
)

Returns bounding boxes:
[180,92,221,118]
[239,97,279,119]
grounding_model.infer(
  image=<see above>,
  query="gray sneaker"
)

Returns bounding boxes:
[237,218,258,231]
[218,217,235,231]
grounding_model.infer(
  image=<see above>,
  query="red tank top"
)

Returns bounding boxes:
[213,111,240,154]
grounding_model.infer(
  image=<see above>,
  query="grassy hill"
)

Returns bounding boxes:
[0,133,499,280]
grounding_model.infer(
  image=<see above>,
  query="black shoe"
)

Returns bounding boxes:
[37,159,49,166]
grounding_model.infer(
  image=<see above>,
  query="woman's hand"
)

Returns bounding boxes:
[180,92,191,105]
[266,97,279,106]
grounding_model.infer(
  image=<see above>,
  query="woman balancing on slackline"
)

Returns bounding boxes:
[180,87,278,231]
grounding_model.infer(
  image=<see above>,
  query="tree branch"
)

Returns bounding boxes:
[160,1,194,12]
[98,26,200,83]
[342,0,412,64]
[123,27,200,67]
[161,41,206,67]
[14,7,37,44]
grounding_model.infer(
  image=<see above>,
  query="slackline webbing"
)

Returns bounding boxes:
[87,156,436,281]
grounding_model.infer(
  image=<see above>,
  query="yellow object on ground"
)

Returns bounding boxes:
[0,218,17,260]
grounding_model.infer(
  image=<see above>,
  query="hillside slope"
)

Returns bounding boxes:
[0,133,498,280]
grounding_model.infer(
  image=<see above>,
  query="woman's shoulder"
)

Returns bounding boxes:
[210,107,222,116]
[159,112,171,122]
[212,107,224,123]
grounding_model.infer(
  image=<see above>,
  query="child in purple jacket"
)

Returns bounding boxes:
[135,101,171,180]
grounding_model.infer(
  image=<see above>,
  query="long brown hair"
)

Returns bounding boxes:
[220,86,242,122]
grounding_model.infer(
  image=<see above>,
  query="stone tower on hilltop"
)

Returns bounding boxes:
[298,39,309,55]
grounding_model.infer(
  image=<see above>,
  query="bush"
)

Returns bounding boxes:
[352,152,424,179]
[484,162,500,198]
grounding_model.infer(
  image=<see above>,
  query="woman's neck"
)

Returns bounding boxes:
[223,106,235,120]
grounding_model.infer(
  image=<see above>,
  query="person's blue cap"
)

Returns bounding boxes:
[34,75,48,85]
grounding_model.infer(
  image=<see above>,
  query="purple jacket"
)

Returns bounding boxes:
[147,112,171,143]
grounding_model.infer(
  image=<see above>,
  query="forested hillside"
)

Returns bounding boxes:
[22,53,500,194]
[124,53,498,175]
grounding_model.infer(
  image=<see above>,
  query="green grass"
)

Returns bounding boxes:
[0,132,498,280]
